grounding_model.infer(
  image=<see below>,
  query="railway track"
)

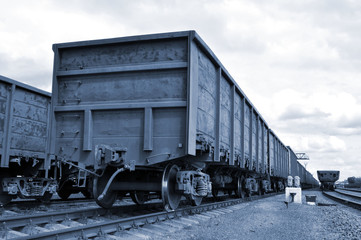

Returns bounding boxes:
[323,189,361,210]
[4,197,90,209]
[341,187,361,193]
[0,192,278,239]
[1,194,163,217]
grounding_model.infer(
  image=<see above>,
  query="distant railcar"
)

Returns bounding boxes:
[317,170,339,190]
[0,75,56,205]
[288,147,319,188]
[347,177,361,188]
[49,31,318,210]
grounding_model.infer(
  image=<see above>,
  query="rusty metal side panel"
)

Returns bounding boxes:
[53,36,189,168]
[0,76,51,168]
[257,119,262,173]
[251,111,257,171]
[244,103,251,168]
[298,162,306,183]
[282,145,287,177]
[263,124,268,174]
[234,93,243,165]
[57,70,187,105]
[54,111,84,163]
[0,81,10,167]
[196,49,217,145]
[288,147,298,177]
[279,144,285,177]
[11,88,49,153]
[268,131,275,176]
[58,38,187,71]
[0,81,8,150]
[270,135,289,178]
[220,75,232,153]
[275,138,280,176]
[187,35,198,156]
[282,145,289,178]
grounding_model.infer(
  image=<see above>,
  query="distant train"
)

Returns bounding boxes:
[0,31,319,209]
[317,170,339,190]
[346,176,361,188]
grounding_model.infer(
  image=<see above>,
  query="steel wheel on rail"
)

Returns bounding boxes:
[190,195,203,206]
[0,190,12,206]
[93,167,117,209]
[273,182,278,192]
[57,189,71,200]
[130,191,148,205]
[81,190,93,199]
[39,192,53,203]
[212,188,219,198]
[0,174,13,206]
[162,164,182,211]
[57,180,73,200]
[257,180,262,196]
[235,176,245,199]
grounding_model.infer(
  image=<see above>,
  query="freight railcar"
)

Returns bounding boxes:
[288,147,298,178]
[305,171,319,188]
[317,170,339,190]
[288,147,318,188]
[346,177,361,188]
[0,75,57,205]
[49,31,304,210]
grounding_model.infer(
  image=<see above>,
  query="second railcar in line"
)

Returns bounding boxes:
[49,31,316,210]
[0,75,57,205]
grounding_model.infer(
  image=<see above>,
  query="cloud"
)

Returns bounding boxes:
[337,114,361,129]
[1,0,361,179]
[0,51,52,91]
[279,104,330,120]
[291,135,346,153]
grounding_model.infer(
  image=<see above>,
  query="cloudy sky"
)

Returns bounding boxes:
[1,0,360,181]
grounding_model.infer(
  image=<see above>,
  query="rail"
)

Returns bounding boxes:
[323,190,361,210]
[0,193,278,239]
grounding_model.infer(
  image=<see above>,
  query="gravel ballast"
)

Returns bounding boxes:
[157,190,361,240]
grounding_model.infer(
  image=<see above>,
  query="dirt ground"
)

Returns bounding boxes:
[157,190,361,240]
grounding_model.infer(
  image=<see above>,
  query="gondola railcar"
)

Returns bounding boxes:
[317,170,339,190]
[49,31,316,210]
[0,75,57,205]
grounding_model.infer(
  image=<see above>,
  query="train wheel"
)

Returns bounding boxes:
[190,195,203,206]
[162,164,182,211]
[0,193,12,206]
[257,181,262,196]
[57,181,72,200]
[93,167,117,209]
[81,190,93,199]
[0,175,12,206]
[39,192,53,203]
[57,189,71,200]
[273,182,278,192]
[235,176,245,199]
[212,188,219,198]
[130,191,148,205]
